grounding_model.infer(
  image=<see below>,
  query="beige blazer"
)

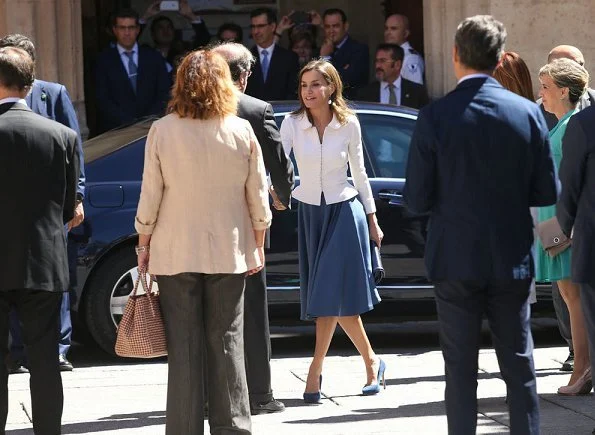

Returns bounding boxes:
[135,113,272,275]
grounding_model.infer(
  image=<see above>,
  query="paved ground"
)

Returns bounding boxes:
[5,324,595,434]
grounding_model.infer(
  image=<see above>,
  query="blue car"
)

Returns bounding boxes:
[72,102,552,355]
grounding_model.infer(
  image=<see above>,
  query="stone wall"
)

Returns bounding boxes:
[0,0,87,137]
[424,0,595,99]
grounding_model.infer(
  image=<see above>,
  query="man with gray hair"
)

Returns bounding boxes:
[212,42,294,415]
[405,15,557,434]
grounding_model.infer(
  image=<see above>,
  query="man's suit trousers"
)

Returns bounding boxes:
[0,290,63,435]
[243,268,273,404]
[434,279,540,435]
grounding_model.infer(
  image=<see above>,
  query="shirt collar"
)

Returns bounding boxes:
[117,42,138,56]
[401,41,412,50]
[0,97,27,106]
[457,73,492,85]
[336,35,349,50]
[381,75,402,90]
[297,113,342,130]
[257,43,275,57]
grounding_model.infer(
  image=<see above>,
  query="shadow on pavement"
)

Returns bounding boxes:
[6,411,166,434]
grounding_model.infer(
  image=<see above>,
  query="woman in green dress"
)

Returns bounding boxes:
[537,58,590,395]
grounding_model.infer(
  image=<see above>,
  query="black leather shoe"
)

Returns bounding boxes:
[250,398,285,415]
[7,361,28,375]
[561,351,574,372]
[59,354,73,371]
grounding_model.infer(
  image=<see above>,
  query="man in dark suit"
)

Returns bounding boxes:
[0,33,86,373]
[213,42,294,415]
[557,106,595,435]
[95,8,171,133]
[245,8,299,101]
[0,46,79,434]
[357,43,428,109]
[316,8,369,99]
[404,16,557,434]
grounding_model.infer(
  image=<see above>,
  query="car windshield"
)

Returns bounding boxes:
[83,118,155,164]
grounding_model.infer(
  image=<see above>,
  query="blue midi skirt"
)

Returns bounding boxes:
[297,194,381,321]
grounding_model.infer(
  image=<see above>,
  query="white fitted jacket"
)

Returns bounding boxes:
[280,112,376,214]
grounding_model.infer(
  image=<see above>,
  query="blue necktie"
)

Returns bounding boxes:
[124,51,137,93]
[261,49,270,82]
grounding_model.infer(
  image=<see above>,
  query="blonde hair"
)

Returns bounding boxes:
[539,58,589,104]
[292,59,353,124]
[168,50,237,119]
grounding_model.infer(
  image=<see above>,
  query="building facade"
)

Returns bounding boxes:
[1,0,593,137]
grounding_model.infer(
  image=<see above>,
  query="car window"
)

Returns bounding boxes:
[358,114,415,179]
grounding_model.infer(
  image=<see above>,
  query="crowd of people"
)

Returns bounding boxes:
[93,4,429,134]
[1,4,595,435]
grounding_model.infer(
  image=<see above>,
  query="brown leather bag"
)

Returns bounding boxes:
[537,216,571,258]
[115,267,167,358]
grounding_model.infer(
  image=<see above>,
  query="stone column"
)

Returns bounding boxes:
[0,0,88,138]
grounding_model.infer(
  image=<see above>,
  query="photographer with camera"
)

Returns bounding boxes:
[141,0,211,71]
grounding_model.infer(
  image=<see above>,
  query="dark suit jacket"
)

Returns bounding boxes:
[246,45,299,101]
[541,88,595,130]
[404,77,558,281]
[0,103,79,292]
[356,78,429,109]
[237,93,294,206]
[556,106,595,285]
[330,36,369,99]
[26,79,85,199]
[95,45,171,132]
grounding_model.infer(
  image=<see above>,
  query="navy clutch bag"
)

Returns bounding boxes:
[370,241,384,284]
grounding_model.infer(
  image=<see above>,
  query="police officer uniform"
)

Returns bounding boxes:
[400,41,425,85]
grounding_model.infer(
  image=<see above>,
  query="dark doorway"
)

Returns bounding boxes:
[383,0,424,55]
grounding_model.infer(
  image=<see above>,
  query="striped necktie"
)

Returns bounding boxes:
[124,51,137,93]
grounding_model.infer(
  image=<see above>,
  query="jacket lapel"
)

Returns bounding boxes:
[26,81,47,116]
[401,79,411,106]
[250,46,265,86]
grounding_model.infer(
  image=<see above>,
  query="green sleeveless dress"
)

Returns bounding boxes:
[534,108,577,282]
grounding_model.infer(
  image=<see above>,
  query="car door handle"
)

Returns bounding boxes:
[379,191,403,206]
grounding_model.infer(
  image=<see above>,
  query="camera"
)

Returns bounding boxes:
[160,1,179,11]
[289,11,311,26]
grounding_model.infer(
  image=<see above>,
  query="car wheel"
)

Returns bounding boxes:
[83,247,159,355]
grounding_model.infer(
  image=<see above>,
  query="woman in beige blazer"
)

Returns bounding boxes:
[135,50,271,435]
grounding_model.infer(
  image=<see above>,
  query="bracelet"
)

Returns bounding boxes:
[135,245,150,255]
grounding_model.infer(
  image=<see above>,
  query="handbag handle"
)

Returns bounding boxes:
[131,266,160,316]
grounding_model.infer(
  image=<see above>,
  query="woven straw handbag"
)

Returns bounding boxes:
[115,267,167,358]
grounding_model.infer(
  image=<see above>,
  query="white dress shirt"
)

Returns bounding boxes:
[380,76,402,105]
[117,43,139,76]
[400,41,425,85]
[280,113,376,214]
[256,43,275,64]
[0,97,26,106]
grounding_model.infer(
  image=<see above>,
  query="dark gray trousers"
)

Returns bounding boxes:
[243,268,273,404]
[0,290,63,435]
[158,273,251,435]
[434,280,540,435]
[552,281,573,351]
